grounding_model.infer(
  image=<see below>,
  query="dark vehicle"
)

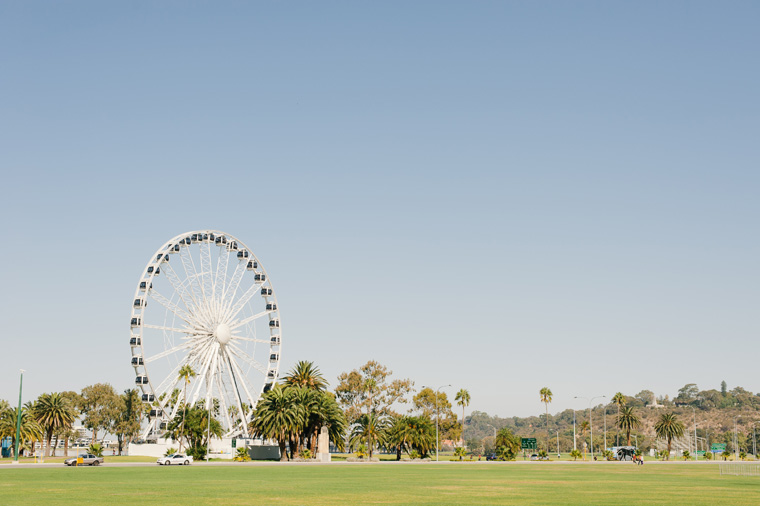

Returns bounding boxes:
[485,453,497,461]
[64,454,104,466]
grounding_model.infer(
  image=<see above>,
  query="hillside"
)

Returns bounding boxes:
[463,382,760,455]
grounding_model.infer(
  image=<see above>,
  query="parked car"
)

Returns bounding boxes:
[157,454,193,466]
[64,454,104,466]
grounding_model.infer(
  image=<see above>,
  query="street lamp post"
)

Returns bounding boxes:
[752,422,758,458]
[575,395,606,460]
[424,384,450,462]
[690,407,697,460]
[734,417,740,461]
[603,404,607,453]
[572,409,576,451]
[14,369,25,463]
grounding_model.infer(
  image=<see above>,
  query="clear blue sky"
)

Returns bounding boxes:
[1,1,758,417]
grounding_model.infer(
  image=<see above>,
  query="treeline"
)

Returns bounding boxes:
[463,381,760,457]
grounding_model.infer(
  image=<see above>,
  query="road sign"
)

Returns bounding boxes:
[232,439,237,449]
[521,438,537,450]
[711,444,726,454]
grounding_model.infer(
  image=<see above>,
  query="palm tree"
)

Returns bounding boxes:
[283,361,328,391]
[385,415,435,460]
[578,420,590,460]
[612,392,626,446]
[177,365,196,452]
[0,407,43,457]
[249,385,303,461]
[454,389,471,448]
[616,406,641,447]
[350,412,388,459]
[539,387,552,453]
[654,412,685,461]
[34,392,76,458]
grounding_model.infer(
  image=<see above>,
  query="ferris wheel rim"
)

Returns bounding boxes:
[129,229,282,438]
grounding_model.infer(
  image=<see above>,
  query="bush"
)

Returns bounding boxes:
[299,448,312,460]
[570,449,582,461]
[233,447,250,462]
[164,447,177,457]
[409,450,421,460]
[88,443,103,457]
[354,444,368,459]
[682,450,691,460]
[187,444,207,461]
[704,451,713,460]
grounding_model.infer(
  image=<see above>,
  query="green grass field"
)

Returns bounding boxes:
[0,463,758,505]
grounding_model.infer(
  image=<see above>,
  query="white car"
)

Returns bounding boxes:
[157,453,193,466]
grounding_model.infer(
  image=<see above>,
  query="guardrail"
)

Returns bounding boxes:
[719,463,760,476]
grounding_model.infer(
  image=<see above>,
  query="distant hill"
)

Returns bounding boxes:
[464,382,760,455]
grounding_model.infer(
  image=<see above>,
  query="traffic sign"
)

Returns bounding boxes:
[711,444,726,454]
[521,438,537,450]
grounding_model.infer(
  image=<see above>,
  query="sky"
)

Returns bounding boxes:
[1,1,759,418]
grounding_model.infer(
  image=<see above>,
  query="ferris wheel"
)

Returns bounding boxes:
[129,230,281,439]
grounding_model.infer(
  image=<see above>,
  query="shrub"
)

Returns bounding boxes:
[88,443,104,457]
[409,450,421,460]
[299,448,312,460]
[704,451,713,460]
[164,447,177,457]
[570,449,582,461]
[187,444,207,461]
[354,444,368,459]
[234,447,250,462]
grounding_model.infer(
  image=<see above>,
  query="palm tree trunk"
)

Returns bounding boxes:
[461,406,465,448]
[46,432,52,458]
[64,438,69,458]
[545,403,549,453]
[667,437,672,461]
[616,405,620,446]
[279,435,287,462]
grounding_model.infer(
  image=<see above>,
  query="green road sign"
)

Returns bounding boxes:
[521,438,537,450]
[232,439,237,449]
[711,444,726,453]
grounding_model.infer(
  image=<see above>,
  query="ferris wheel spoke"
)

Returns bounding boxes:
[148,290,195,325]
[227,343,268,375]
[229,311,269,330]
[225,282,265,322]
[152,360,187,404]
[188,342,218,406]
[162,262,199,313]
[225,351,261,413]
[213,245,230,300]
[233,336,270,344]
[145,342,193,364]
[215,370,234,435]
[220,348,250,435]
[222,261,246,310]
[200,240,213,299]
[179,246,205,303]
[143,324,191,334]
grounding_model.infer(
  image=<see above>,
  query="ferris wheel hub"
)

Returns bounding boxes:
[214,322,232,345]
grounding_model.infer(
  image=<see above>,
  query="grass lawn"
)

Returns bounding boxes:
[0,463,758,505]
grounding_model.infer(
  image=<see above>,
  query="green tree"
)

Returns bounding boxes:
[570,448,582,461]
[111,389,142,456]
[283,361,327,391]
[539,387,552,452]
[33,392,76,458]
[350,412,389,459]
[616,406,641,447]
[454,389,471,448]
[495,426,521,461]
[654,412,685,461]
[249,385,303,461]
[612,392,626,446]
[166,401,223,460]
[79,383,120,444]
[385,415,435,460]
[335,361,414,422]
[0,407,43,456]
[297,389,346,454]
[177,365,196,452]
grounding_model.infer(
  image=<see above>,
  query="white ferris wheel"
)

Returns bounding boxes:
[129,230,281,439]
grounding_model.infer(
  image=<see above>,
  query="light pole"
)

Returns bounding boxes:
[603,404,607,453]
[572,409,576,451]
[556,431,560,457]
[690,406,697,460]
[423,384,450,462]
[752,422,758,458]
[14,369,25,463]
[734,417,740,461]
[575,395,605,460]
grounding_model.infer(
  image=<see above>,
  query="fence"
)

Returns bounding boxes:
[719,463,760,477]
